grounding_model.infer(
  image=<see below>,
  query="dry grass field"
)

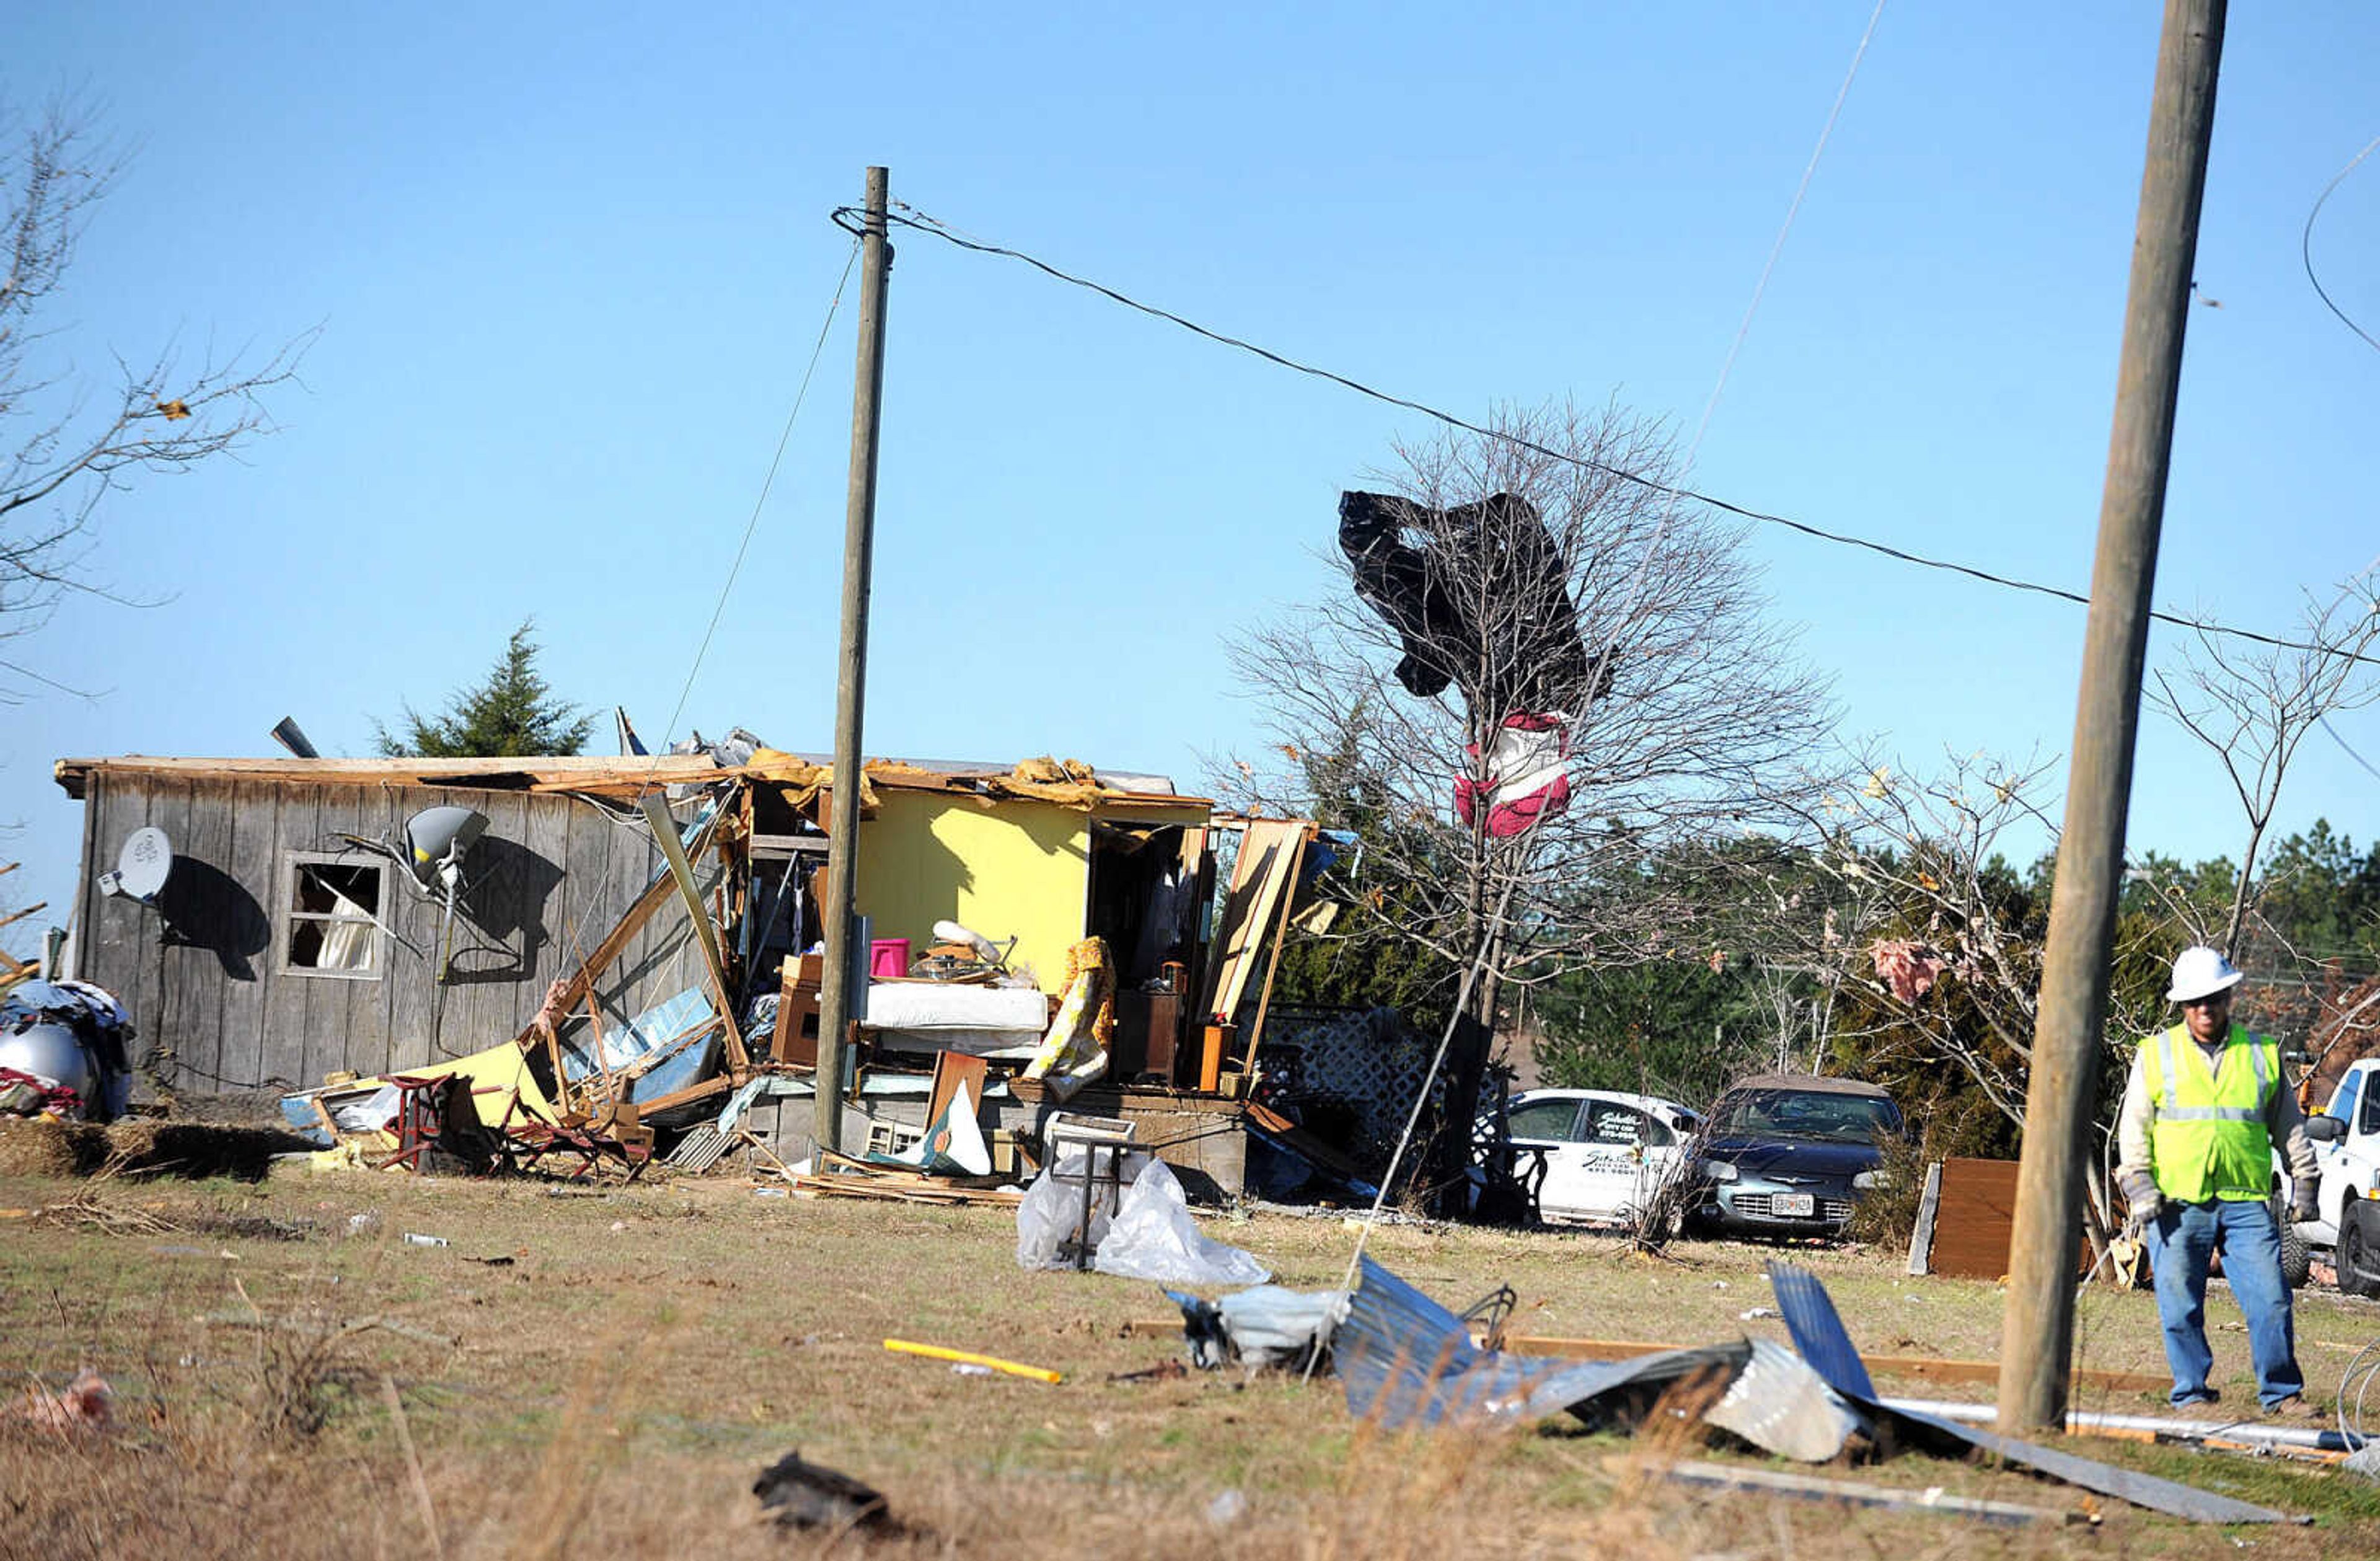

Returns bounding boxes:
[4,1163,2379,1559]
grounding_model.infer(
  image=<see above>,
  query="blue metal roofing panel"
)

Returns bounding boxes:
[1339,1256,1743,1430]
[1765,1259,1877,1401]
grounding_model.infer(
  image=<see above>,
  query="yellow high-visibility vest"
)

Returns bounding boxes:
[2142,1021,2276,1203]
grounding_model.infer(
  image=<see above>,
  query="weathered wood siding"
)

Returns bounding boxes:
[74,777,718,1096]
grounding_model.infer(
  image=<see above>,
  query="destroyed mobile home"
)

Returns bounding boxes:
[45,748,1347,1193]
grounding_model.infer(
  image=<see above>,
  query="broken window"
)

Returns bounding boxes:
[284,855,384,977]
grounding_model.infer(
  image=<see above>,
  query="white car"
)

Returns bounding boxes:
[2279,1055,2380,1295]
[1496,1088,1702,1227]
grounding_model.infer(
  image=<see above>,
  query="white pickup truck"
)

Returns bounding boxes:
[2280,1055,2380,1297]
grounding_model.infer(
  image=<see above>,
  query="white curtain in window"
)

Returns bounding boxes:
[318,890,376,970]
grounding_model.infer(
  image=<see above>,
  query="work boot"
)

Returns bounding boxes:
[2262,1395,2322,1422]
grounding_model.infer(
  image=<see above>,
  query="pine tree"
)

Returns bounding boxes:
[375,620,594,758]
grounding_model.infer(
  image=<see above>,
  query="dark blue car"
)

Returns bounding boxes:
[1688,1073,1903,1238]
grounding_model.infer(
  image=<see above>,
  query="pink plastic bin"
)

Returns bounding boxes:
[869,938,912,979]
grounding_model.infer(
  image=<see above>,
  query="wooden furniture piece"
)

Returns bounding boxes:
[926,1050,989,1126]
[1189,1022,1233,1092]
[772,953,826,1066]
[1111,989,1184,1083]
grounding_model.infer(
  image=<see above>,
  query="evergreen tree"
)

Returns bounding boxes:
[375,620,594,758]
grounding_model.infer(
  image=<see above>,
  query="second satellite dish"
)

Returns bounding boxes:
[97,826,174,904]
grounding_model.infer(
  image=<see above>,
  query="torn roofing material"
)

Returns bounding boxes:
[1703,1337,1866,1463]
[1763,1260,2294,1526]
[1763,1262,1877,1400]
[1338,1255,1745,1431]
[51,753,1209,813]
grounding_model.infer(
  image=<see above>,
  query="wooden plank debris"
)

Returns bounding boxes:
[925,1050,988,1128]
[1198,820,1305,1020]
[1117,1320,2166,1392]
[1915,1157,2094,1281]
[1907,1159,1944,1275]
[784,1151,1023,1207]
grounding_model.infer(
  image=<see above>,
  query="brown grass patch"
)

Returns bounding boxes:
[1,1171,2374,1558]
[0,1117,294,1183]
[0,1116,107,1177]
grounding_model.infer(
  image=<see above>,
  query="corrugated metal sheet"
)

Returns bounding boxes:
[1764,1260,1877,1400]
[1704,1337,1864,1462]
[1338,1256,1744,1430]
[1765,1260,2293,1525]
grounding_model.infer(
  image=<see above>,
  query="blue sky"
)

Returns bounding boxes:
[7,4,2379,937]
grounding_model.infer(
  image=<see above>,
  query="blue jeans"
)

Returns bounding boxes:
[2144,1197,2303,1408]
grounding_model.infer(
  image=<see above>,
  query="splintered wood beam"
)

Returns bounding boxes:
[0,902,50,934]
[631,1071,734,1118]
[1239,829,1308,1072]
[639,794,743,1071]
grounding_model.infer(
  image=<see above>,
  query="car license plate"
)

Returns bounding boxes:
[1772,1192,1815,1218]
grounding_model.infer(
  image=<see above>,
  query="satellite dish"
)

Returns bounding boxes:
[403,806,488,893]
[97,826,174,904]
[403,806,488,983]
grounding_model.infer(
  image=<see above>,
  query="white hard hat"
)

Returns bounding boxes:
[2167,945,2244,1004]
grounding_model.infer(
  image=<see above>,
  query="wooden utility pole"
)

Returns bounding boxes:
[2000,1,2225,1431]
[815,166,893,1157]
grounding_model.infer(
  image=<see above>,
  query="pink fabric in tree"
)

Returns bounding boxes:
[1455,712,1572,838]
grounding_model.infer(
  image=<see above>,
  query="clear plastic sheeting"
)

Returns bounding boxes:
[1016,1148,1150,1271]
[1093,1159,1269,1286]
[1015,1152,1270,1286]
[330,1083,402,1133]
[1171,1285,1351,1369]
[1220,1285,1349,1365]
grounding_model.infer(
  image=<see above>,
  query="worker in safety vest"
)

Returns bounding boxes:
[2115,946,2320,1418]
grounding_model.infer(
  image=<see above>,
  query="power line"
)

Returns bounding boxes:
[2303,131,2380,357]
[832,213,2380,674]
[2323,714,2380,785]
[658,235,863,753]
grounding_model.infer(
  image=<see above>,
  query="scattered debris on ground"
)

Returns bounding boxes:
[753,1450,903,1536]
[3,1368,115,1436]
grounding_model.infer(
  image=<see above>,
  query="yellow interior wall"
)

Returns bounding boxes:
[855,792,1090,993]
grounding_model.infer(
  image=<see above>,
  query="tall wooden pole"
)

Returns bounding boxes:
[816,166,892,1157]
[1999,1,2224,1431]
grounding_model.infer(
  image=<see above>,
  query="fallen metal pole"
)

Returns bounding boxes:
[1887,1396,2360,1454]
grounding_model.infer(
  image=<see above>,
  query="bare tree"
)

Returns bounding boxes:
[2147,572,2380,954]
[1793,749,2182,1257]
[2,100,307,698]
[1800,751,2066,1133]
[1228,399,1835,1208]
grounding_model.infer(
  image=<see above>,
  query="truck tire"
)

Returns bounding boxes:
[2340,1201,2380,1299]
[2273,1191,2311,1290]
